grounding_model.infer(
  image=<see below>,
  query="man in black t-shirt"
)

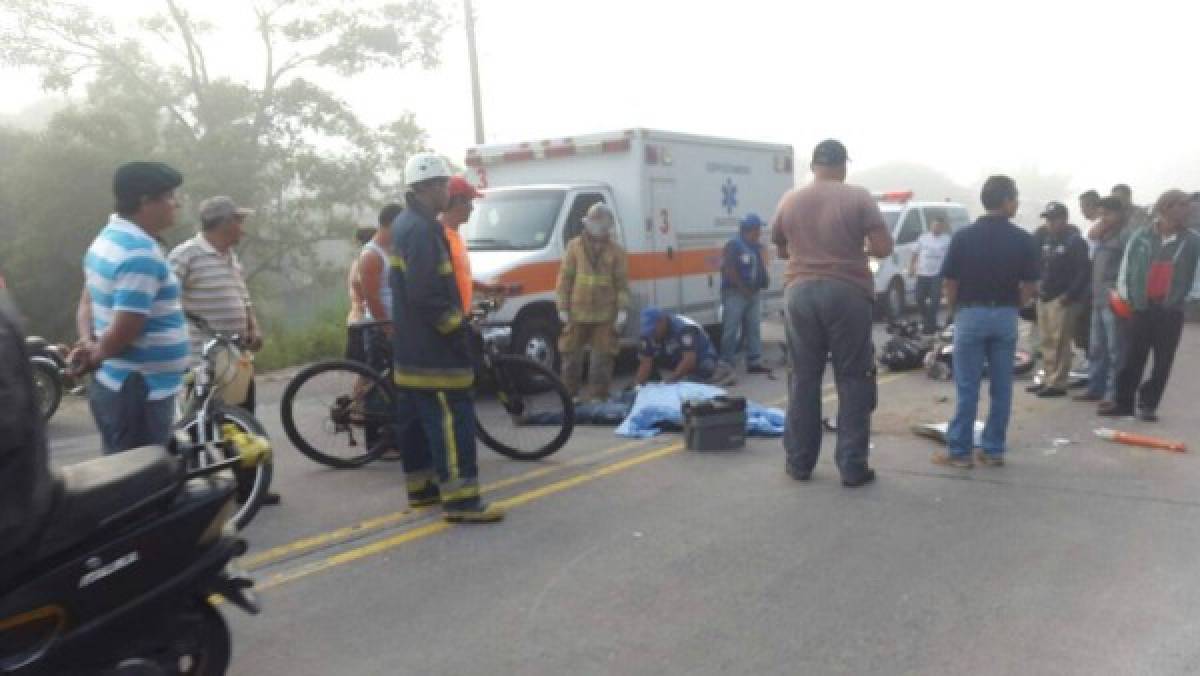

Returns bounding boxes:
[934,176,1040,469]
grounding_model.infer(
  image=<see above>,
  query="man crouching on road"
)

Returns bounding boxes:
[770,139,892,487]
[389,152,504,523]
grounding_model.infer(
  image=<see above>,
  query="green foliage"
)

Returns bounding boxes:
[254,299,351,372]
[0,0,447,345]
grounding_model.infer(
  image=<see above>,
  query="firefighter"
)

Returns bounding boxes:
[555,203,631,402]
[390,152,504,523]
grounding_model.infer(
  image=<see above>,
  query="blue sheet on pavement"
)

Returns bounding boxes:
[614,383,785,439]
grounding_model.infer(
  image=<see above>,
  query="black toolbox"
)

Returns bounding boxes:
[682,396,747,451]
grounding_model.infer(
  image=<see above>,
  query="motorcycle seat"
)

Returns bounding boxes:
[37,446,182,557]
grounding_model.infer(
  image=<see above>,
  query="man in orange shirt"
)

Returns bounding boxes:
[441,176,505,310]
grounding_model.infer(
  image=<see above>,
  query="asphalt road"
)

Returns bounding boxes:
[43,319,1200,675]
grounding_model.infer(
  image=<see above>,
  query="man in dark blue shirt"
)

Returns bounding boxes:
[935,175,1040,469]
[634,307,730,386]
[718,213,772,377]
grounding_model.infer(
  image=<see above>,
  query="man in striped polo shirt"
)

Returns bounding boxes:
[71,162,191,455]
[169,196,262,409]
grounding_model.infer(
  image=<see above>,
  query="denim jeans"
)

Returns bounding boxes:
[783,279,877,481]
[1086,302,1126,401]
[88,372,176,455]
[915,275,943,334]
[719,288,763,368]
[947,306,1018,458]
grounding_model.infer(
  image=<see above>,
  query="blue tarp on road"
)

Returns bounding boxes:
[614,383,785,439]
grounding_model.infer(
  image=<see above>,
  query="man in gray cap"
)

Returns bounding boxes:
[169,196,262,397]
[770,140,893,487]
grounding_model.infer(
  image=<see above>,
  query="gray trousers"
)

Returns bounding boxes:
[783,279,878,480]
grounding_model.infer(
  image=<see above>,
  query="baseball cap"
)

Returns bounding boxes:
[199,196,254,226]
[739,213,765,229]
[811,139,849,166]
[447,176,484,200]
[113,161,183,202]
[1040,201,1068,220]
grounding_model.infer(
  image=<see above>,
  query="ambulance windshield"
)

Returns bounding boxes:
[464,189,566,251]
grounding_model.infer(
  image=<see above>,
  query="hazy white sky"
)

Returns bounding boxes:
[3,0,1199,201]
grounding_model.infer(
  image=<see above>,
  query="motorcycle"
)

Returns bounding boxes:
[24,336,65,421]
[2,312,257,675]
[924,323,1036,380]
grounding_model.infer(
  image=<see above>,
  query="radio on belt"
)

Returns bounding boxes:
[682,396,747,451]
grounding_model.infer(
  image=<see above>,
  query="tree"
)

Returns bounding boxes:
[0,0,447,336]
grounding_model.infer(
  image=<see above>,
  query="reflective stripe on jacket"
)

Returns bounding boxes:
[390,195,473,390]
[556,235,630,323]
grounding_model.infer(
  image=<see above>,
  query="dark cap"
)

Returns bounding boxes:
[1040,201,1068,220]
[1096,196,1124,212]
[811,139,849,166]
[113,161,183,203]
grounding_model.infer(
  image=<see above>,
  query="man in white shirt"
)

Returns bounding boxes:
[909,216,952,334]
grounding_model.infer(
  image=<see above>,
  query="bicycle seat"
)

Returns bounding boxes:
[36,447,182,558]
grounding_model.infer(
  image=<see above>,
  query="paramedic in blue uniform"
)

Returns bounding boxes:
[633,307,734,386]
[718,213,773,377]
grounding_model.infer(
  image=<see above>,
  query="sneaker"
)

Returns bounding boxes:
[931,452,973,469]
[975,451,1005,467]
[1097,402,1134,417]
[747,364,773,376]
[443,502,506,523]
[1037,387,1067,398]
[842,468,876,487]
[1072,392,1103,402]
[1025,383,1045,394]
[1138,409,1159,423]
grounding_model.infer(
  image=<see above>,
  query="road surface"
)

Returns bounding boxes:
[43,320,1200,675]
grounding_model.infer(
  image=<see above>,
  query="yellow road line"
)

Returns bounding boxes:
[244,438,652,570]
[253,374,902,588]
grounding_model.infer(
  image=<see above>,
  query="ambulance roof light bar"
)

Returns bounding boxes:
[874,190,914,203]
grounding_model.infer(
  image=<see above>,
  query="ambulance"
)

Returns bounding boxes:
[461,129,795,370]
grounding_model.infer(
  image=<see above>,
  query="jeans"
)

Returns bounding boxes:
[783,279,877,480]
[1086,303,1126,401]
[719,288,763,368]
[395,388,481,508]
[1115,305,1184,413]
[915,275,943,334]
[947,306,1018,457]
[88,372,176,455]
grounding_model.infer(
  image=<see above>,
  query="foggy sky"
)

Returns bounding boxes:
[2,0,1198,203]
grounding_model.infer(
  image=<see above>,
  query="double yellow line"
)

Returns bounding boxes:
[253,374,905,592]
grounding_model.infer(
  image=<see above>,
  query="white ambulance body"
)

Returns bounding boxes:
[461,129,794,368]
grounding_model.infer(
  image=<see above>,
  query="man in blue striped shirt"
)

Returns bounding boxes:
[70,162,190,454]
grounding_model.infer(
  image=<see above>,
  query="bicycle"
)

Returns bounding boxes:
[280,300,575,468]
[177,313,274,530]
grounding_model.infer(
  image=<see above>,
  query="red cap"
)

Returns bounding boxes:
[447,175,483,200]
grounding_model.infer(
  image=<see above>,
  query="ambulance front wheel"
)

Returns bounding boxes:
[513,315,561,374]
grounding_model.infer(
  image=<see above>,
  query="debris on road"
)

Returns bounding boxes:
[911,421,984,446]
[1095,428,1187,453]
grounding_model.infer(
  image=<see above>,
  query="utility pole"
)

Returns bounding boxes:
[464,0,485,145]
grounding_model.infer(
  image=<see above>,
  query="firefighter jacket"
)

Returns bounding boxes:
[389,194,473,390]
[556,234,630,324]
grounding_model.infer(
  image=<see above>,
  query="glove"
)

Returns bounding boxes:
[615,310,627,329]
[558,310,569,324]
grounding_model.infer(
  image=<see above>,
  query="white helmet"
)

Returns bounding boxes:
[404,152,451,187]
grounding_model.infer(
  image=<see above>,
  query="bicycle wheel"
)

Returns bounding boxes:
[475,355,575,461]
[177,404,273,530]
[280,359,396,469]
